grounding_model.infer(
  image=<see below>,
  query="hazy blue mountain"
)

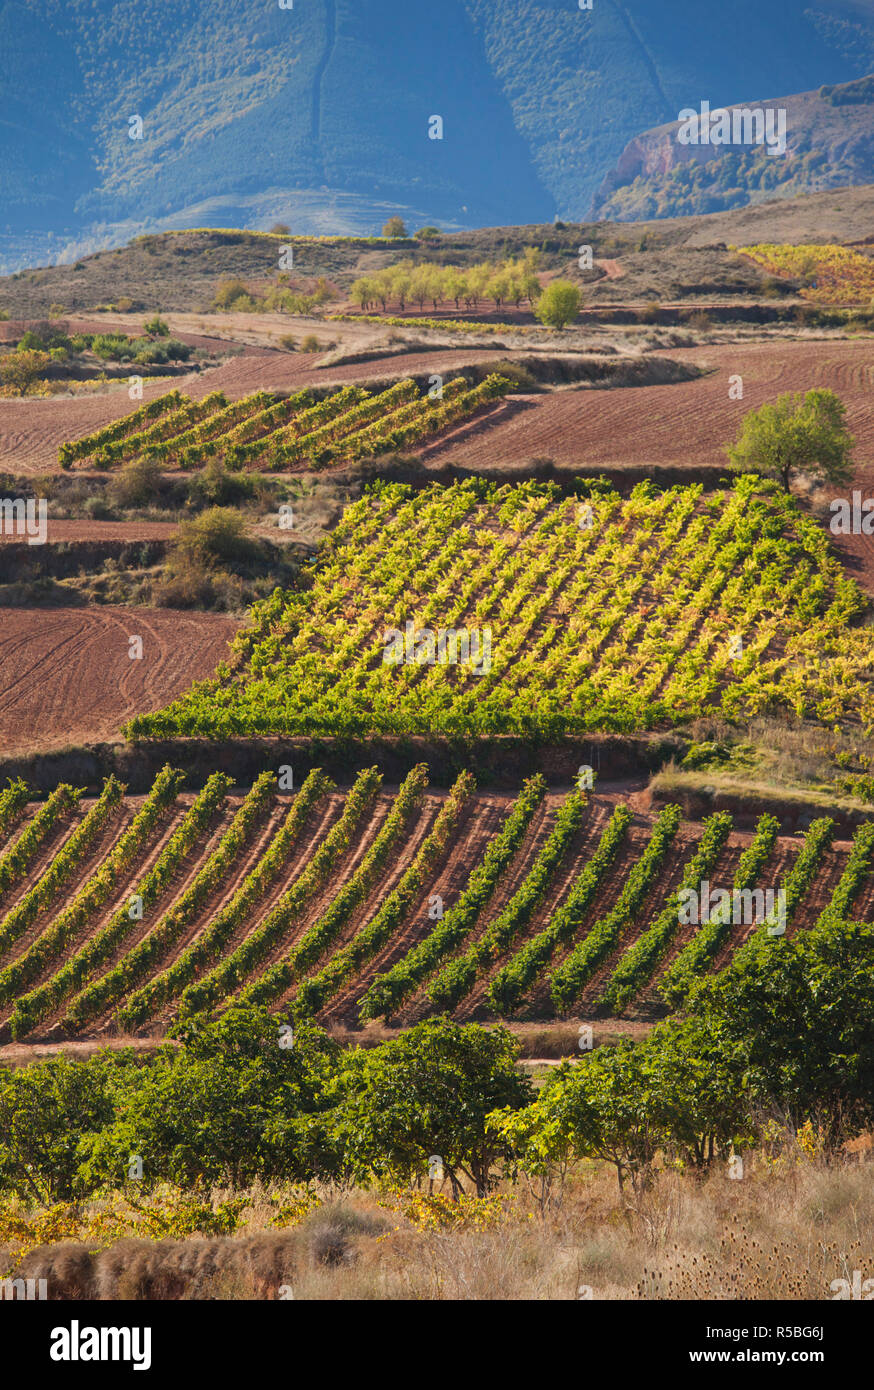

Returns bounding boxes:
[2,0,874,270]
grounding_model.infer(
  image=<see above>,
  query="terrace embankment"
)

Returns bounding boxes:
[0,733,686,797]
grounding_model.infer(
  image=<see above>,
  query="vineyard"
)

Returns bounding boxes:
[739,243,874,304]
[57,375,512,472]
[128,475,874,740]
[1,765,872,1043]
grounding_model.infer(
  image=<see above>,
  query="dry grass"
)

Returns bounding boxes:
[7,1148,873,1300]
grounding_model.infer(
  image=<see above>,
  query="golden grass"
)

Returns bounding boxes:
[5,1143,872,1300]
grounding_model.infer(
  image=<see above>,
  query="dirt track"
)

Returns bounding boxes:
[0,605,239,755]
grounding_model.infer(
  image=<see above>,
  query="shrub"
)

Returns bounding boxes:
[144,315,170,337]
[0,349,52,393]
[300,335,321,353]
[108,457,164,509]
[171,508,257,566]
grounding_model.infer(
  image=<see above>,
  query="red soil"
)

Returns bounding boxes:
[0,605,239,755]
[419,340,874,472]
[0,520,178,545]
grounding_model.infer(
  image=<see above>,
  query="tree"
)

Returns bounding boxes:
[0,348,52,394]
[687,915,874,1144]
[0,1054,117,1201]
[416,226,441,240]
[332,1017,532,1197]
[83,1008,341,1190]
[269,222,291,235]
[726,388,855,491]
[534,280,581,329]
[143,314,170,337]
[382,216,409,238]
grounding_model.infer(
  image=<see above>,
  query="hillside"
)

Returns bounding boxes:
[9,182,874,318]
[3,0,874,271]
[0,767,869,1043]
[593,72,874,221]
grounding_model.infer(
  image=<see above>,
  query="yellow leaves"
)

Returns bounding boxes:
[376,1186,512,1232]
[740,243,874,305]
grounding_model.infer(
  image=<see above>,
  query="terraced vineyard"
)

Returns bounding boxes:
[129,476,874,739]
[57,374,511,472]
[2,764,873,1043]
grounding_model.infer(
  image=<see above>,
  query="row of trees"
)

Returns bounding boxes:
[1,910,871,1205]
[350,252,543,315]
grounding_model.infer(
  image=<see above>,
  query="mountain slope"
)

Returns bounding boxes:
[592,72,874,222]
[2,0,874,270]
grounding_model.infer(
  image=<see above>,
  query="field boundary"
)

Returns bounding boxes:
[0,733,686,796]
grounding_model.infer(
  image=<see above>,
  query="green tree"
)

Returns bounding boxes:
[83,1008,341,1190]
[726,388,855,491]
[0,1054,117,1201]
[333,1017,532,1197]
[144,314,170,337]
[687,915,874,1143]
[0,348,52,393]
[534,280,581,329]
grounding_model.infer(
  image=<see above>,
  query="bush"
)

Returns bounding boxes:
[0,349,52,393]
[108,457,164,509]
[279,334,296,351]
[269,222,291,235]
[171,508,258,567]
[189,459,254,507]
[19,321,71,352]
[132,337,191,365]
[300,335,322,353]
[91,333,132,360]
[144,315,170,337]
[213,278,255,311]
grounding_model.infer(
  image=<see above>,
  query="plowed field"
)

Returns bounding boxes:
[418,340,874,471]
[0,606,239,754]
